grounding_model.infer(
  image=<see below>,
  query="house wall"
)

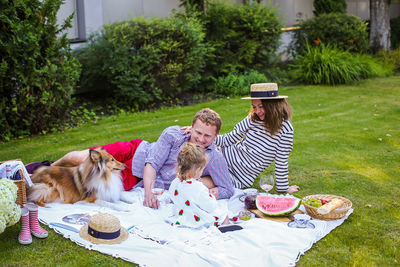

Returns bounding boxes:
[57,0,400,41]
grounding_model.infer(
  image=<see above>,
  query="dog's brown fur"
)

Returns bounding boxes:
[28,147,126,206]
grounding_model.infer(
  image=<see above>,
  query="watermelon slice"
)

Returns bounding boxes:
[256,195,301,216]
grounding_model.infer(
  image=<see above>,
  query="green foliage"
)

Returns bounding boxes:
[290,13,369,56]
[313,0,347,16]
[390,16,400,49]
[213,70,267,97]
[0,0,81,141]
[75,14,208,109]
[293,44,394,85]
[178,0,207,13]
[377,48,400,72]
[203,2,282,85]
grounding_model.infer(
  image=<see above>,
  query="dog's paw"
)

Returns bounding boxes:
[115,202,132,212]
[120,191,136,204]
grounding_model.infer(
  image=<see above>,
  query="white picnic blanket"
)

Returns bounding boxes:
[37,188,353,267]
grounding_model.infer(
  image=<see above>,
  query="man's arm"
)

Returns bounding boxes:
[143,163,159,209]
[141,126,178,208]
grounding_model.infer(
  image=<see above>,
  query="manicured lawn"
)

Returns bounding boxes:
[1,76,399,266]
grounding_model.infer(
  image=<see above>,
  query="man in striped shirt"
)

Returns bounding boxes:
[52,108,234,209]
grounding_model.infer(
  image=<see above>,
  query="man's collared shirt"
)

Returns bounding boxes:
[131,126,234,199]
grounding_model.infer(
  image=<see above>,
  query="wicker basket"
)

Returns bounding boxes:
[302,194,352,221]
[14,169,27,207]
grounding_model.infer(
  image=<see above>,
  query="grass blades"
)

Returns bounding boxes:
[0,76,399,266]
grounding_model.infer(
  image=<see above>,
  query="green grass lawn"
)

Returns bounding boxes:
[1,76,399,266]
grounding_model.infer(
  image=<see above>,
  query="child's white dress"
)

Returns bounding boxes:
[168,178,228,228]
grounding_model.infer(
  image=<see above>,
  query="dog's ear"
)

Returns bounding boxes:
[89,148,102,162]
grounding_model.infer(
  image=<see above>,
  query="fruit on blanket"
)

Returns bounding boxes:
[256,195,301,216]
[244,195,257,209]
[239,210,252,221]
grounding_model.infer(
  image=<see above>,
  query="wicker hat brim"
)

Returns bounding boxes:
[241,95,288,100]
[79,224,129,245]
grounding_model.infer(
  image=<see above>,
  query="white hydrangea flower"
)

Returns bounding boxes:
[0,178,21,233]
[5,204,21,227]
[0,216,6,234]
[0,179,18,202]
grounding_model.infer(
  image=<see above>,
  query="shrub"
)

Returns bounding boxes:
[293,44,394,85]
[213,70,267,97]
[290,13,369,56]
[203,2,282,85]
[75,14,208,109]
[391,16,400,49]
[377,48,400,72]
[313,0,347,16]
[0,0,81,141]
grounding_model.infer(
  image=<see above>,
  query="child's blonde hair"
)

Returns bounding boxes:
[177,143,207,181]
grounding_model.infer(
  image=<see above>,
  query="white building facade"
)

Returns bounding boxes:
[58,0,400,44]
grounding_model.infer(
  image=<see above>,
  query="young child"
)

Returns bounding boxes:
[168,143,229,228]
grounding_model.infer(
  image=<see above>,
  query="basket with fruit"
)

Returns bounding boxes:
[302,194,352,220]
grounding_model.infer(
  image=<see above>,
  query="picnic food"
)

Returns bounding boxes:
[256,195,301,216]
[304,198,322,207]
[239,210,252,221]
[304,197,331,207]
[317,198,344,215]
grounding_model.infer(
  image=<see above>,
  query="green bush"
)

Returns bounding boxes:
[0,0,81,141]
[75,14,208,109]
[203,2,282,85]
[313,0,347,16]
[213,70,267,97]
[290,13,369,56]
[377,48,400,72]
[391,16,400,49]
[293,44,394,85]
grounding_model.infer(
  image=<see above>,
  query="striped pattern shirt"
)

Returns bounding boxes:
[131,126,234,199]
[215,116,293,192]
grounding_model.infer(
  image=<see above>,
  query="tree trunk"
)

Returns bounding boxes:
[370,0,391,53]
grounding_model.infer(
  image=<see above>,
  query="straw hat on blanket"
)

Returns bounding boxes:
[79,213,128,245]
[241,83,288,100]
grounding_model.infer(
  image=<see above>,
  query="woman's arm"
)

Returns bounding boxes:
[215,116,250,147]
[275,121,294,192]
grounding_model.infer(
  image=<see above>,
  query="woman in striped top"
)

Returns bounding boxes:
[216,83,299,193]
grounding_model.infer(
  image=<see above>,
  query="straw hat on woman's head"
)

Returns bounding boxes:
[241,83,288,100]
[79,213,128,245]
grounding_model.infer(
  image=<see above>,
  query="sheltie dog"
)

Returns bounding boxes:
[28,147,133,211]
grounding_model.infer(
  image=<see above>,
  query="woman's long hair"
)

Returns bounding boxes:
[250,99,293,136]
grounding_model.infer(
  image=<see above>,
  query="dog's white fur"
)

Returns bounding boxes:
[28,147,135,212]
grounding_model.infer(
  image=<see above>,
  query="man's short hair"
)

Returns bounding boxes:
[192,108,222,133]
